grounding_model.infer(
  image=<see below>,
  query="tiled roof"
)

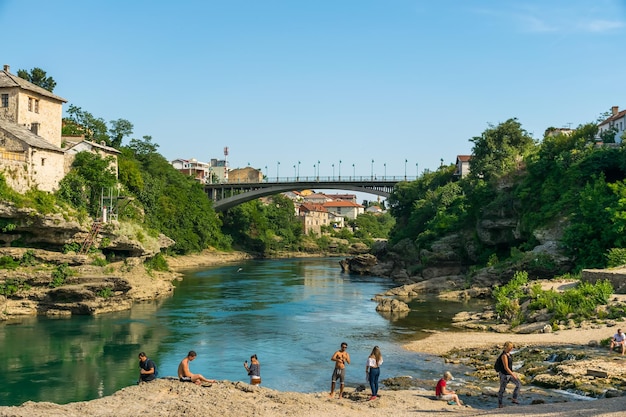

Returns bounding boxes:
[299,203,328,213]
[69,139,121,154]
[322,200,364,208]
[598,109,626,127]
[0,68,67,103]
[0,119,64,153]
[457,155,472,162]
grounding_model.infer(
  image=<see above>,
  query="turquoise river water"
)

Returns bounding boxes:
[0,257,485,406]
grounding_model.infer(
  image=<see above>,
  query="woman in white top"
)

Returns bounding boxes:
[365,346,383,400]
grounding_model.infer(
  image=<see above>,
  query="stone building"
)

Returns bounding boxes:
[65,139,121,179]
[0,64,67,192]
[228,166,263,183]
[298,202,329,236]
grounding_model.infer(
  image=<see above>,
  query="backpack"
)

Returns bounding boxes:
[494,353,505,373]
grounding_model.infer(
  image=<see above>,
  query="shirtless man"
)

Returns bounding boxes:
[329,342,350,398]
[177,351,215,385]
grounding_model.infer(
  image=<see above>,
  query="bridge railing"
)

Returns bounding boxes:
[206,175,417,184]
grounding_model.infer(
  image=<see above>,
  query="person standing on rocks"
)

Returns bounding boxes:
[178,350,216,385]
[609,328,626,355]
[495,341,521,408]
[329,342,350,399]
[365,346,383,400]
[138,352,157,383]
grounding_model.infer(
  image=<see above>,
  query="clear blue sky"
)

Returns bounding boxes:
[2,0,625,180]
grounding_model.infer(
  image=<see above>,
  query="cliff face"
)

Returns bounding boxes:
[0,201,174,257]
[343,208,574,291]
[0,201,177,319]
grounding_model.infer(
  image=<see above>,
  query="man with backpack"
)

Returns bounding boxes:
[138,352,157,383]
[494,341,521,408]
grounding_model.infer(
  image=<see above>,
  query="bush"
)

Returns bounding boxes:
[50,263,73,287]
[96,287,113,298]
[0,278,31,296]
[144,253,168,272]
[606,248,626,268]
[0,256,20,270]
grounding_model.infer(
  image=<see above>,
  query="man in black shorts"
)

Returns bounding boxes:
[177,350,215,385]
[329,342,350,398]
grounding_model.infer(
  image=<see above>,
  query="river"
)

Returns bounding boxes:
[0,257,484,406]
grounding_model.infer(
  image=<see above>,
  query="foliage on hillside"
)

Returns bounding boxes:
[221,194,303,254]
[57,136,231,254]
[388,117,626,273]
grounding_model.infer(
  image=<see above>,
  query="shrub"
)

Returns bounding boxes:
[96,287,113,298]
[606,248,626,268]
[50,263,73,288]
[0,278,31,296]
[0,256,20,270]
[20,250,38,267]
[144,253,168,272]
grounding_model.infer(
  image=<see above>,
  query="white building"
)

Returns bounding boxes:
[598,106,626,143]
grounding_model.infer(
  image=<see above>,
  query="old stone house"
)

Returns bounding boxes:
[0,64,67,192]
[65,139,121,179]
[298,202,329,236]
[228,166,263,183]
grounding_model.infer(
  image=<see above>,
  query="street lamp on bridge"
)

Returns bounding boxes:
[404,159,407,180]
[371,159,374,180]
[293,164,296,180]
[332,163,335,180]
[297,161,300,181]
[384,163,386,179]
[317,160,320,180]
[416,162,419,178]
[339,160,342,180]
[265,165,268,181]
[352,163,355,179]
[277,161,280,181]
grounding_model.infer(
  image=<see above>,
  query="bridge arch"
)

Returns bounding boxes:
[205,178,405,211]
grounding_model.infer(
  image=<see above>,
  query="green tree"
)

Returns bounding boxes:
[109,119,134,148]
[63,105,110,144]
[17,67,56,92]
[57,152,117,216]
[469,118,535,183]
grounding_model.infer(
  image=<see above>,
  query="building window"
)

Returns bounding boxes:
[34,99,39,113]
[1,94,8,107]
[28,97,33,111]
[41,158,46,166]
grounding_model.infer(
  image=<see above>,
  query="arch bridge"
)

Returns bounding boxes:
[205,176,413,211]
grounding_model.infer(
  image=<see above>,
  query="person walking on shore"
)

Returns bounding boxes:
[178,351,216,385]
[495,341,521,408]
[365,346,383,400]
[329,342,350,399]
[243,354,261,385]
[138,352,157,383]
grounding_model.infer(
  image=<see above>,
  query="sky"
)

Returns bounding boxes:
[2,0,626,183]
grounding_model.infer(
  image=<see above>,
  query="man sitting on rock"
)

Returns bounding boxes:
[609,329,626,355]
[178,350,216,385]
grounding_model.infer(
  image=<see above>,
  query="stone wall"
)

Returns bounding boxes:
[581,268,626,294]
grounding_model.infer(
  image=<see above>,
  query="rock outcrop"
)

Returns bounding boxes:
[0,201,174,257]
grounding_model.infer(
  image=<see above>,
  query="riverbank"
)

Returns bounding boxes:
[1,376,625,417]
[2,251,625,415]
